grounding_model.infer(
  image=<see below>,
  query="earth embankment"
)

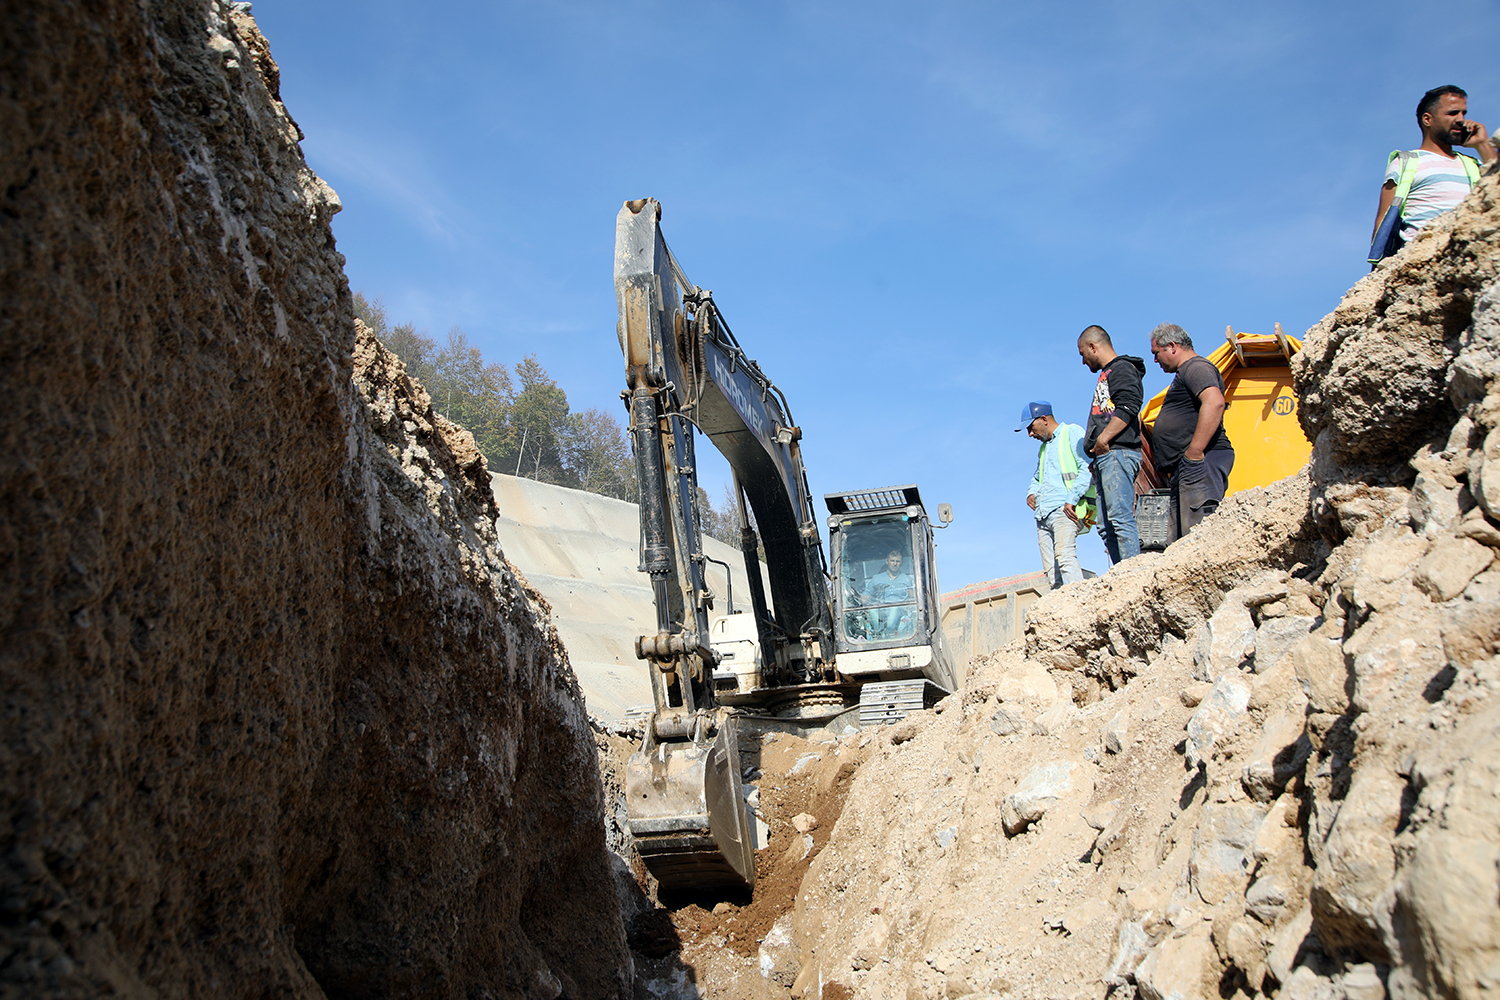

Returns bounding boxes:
[1,3,628,997]
[773,172,1500,999]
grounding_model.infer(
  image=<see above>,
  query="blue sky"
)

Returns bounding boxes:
[253,0,1500,590]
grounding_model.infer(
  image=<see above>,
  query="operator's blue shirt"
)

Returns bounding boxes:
[1028,422,1092,520]
[865,571,915,605]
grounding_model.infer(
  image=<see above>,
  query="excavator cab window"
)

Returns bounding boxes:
[838,516,920,643]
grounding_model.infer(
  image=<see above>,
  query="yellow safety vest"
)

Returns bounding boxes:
[1036,425,1098,529]
[1386,148,1481,212]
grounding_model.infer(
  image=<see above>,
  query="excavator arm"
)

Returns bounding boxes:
[614,198,835,891]
[616,198,833,689]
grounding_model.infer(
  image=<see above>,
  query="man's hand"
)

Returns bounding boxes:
[1063,503,1078,523]
[1185,446,1205,462]
[1462,120,1497,163]
[1027,494,1038,510]
[1090,415,1128,457]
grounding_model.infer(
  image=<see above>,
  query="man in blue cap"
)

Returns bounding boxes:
[1018,402,1092,589]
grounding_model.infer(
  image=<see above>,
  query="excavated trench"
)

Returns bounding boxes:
[7,3,1500,1000]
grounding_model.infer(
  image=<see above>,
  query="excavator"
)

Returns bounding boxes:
[614,198,956,893]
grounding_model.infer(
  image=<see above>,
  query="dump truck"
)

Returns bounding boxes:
[614,198,955,892]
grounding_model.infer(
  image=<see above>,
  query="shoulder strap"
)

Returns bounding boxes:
[1388,150,1420,212]
[1460,153,1481,187]
[1037,426,1081,482]
[1056,425,1079,479]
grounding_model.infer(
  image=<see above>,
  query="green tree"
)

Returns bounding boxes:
[468,358,517,464]
[429,326,516,462]
[505,354,574,486]
[352,289,643,503]
[384,321,439,389]
[562,407,637,501]
[353,291,389,339]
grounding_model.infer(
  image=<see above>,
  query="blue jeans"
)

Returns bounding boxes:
[1037,507,1083,589]
[1092,448,1143,565]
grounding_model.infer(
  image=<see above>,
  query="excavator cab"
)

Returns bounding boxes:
[837,518,920,643]
[826,486,956,696]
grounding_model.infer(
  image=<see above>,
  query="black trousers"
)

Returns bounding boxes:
[1165,448,1234,544]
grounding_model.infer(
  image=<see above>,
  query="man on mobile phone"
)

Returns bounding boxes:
[1373,86,1497,253]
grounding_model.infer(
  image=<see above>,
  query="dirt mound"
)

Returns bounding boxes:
[1,3,627,997]
[774,176,1500,998]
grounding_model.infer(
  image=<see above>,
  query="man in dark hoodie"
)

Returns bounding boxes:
[1077,325,1145,564]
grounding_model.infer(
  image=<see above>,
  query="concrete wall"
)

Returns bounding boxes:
[491,474,768,723]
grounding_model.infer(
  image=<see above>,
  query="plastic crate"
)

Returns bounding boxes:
[1136,489,1172,551]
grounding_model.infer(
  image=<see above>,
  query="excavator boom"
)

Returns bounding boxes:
[613,198,953,893]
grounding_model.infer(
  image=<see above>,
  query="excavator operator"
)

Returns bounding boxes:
[858,549,916,638]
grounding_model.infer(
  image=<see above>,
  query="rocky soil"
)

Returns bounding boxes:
[616,169,1500,998]
[2,3,627,997]
[7,1,1499,998]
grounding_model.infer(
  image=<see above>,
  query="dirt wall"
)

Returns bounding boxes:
[0,3,627,997]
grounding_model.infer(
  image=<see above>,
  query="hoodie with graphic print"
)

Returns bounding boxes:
[1083,355,1146,453]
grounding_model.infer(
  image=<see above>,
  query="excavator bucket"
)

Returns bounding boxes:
[625,717,755,892]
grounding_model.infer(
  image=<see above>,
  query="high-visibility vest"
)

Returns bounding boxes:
[1386,148,1481,215]
[1036,425,1098,526]
[1369,150,1481,264]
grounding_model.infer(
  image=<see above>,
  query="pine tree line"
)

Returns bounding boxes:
[354,293,745,546]
[356,292,638,503]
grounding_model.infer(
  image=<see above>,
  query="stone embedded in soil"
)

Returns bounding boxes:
[1251,615,1317,673]
[1413,533,1495,601]
[1185,673,1252,769]
[989,704,1027,736]
[1104,711,1128,754]
[1002,761,1077,836]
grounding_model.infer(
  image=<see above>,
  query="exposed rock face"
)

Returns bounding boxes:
[1,3,628,997]
[1295,169,1500,480]
[785,174,1500,998]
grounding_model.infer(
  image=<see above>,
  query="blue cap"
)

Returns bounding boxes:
[1015,401,1053,432]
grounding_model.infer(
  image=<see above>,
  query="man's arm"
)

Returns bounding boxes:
[1372,179,1397,240]
[1090,364,1144,456]
[1185,386,1226,462]
[1068,432,1093,504]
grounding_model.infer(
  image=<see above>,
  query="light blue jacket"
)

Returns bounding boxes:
[1028,422,1092,520]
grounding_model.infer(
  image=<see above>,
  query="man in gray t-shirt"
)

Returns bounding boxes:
[1149,323,1234,544]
